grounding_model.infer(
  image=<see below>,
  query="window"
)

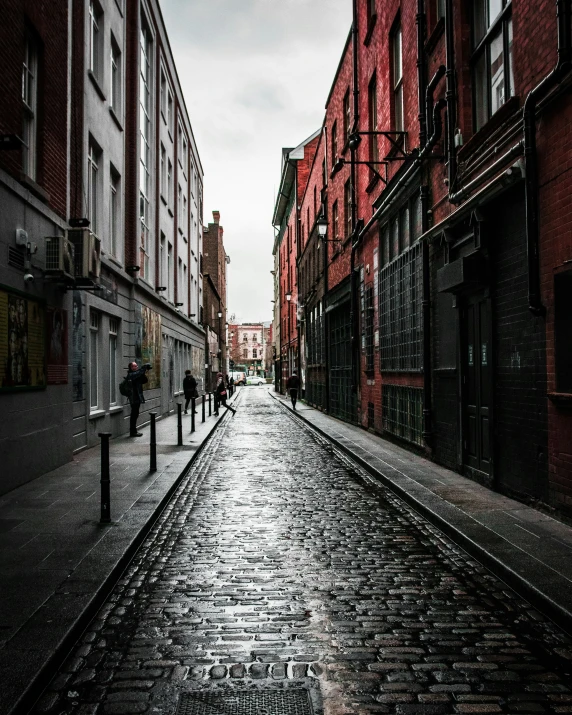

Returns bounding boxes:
[392,23,404,132]
[139,22,152,281]
[243,333,248,342]
[110,35,121,114]
[109,318,118,405]
[109,166,120,258]
[87,138,101,234]
[368,73,379,165]
[331,121,338,161]
[90,311,99,410]
[22,32,38,180]
[436,0,445,19]
[332,200,339,241]
[178,184,182,225]
[167,158,173,208]
[167,242,174,302]
[160,143,166,199]
[344,180,352,238]
[555,271,572,392]
[253,334,257,342]
[183,195,187,235]
[177,122,183,167]
[473,0,513,131]
[89,0,103,80]
[243,349,248,359]
[367,0,376,25]
[160,232,166,291]
[253,348,257,359]
[182,135,188,175]
[167,89,173,135]
[343,90,351,145]
[160,66,167,120]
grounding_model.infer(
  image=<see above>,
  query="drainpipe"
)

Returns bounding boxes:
[524,0,571,315]
[445,0,457,192]
[417,0,428,147]
[350,0,360,397]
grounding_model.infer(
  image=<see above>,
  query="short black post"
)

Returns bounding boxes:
[150,412,157,472]
[177,402,183,446]
[98,432,112,524]
[208,392,212,416]
[191,398,196,433]
[202,394,206,423]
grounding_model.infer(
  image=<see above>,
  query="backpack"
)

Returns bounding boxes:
[119,376,133,398]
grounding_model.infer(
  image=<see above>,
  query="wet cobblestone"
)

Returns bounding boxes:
[33,389,572,714]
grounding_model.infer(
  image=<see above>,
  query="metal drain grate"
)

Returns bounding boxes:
[176,689,313,715]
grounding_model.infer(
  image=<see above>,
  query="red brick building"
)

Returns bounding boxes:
[275,0,572,518]
[203,212,229,390]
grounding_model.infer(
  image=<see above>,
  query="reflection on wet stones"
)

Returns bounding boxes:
[34,388,572,715]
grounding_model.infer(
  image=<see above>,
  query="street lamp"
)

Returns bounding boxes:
[286,292,292,302]
[317,214,328,238]
[217,311,222,318]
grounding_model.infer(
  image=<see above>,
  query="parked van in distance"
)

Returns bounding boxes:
[230,371,246,385]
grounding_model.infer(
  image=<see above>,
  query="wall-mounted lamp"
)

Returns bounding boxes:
[175,302,183,306]
[156,286,167,292]
[217,311,222,318]
[126,265,140,273]
[286,292,292,302]
[317,214,328,238]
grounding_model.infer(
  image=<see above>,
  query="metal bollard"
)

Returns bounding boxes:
[98,432,112,524]
[208,392,212,416]
[202,394,206,423]
[150,412,157,472]
[177,402,183,446]
[191,398,196,433]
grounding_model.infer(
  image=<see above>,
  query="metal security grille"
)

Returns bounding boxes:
[176,689,314,715]
[379,241,423,371]
[382,384,423,446]
[329,303,357,424]
[365,285,374,373]
[306,311,326,410]
[307,312,325,366]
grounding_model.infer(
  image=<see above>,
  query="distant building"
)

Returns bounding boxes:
[229,323,273,377]
[203,211,229,388]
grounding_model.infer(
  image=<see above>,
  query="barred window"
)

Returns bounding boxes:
[382,384,423,446]
[365,284,374,372]
[379,194,423,372]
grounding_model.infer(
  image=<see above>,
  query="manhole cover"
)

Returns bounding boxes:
[176,689,313,715]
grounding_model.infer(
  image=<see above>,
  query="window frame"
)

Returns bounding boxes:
[343,90,351,145]
[471,0,513,132]
[109,165,120,258]
[89,311,100,411]
[110,33,121,116]
[88,0,103,81]
[368,72,379,165]
[344,179,352,239]
[139,19,153,282]
[87,137,101,235]
[391,22,404,132]
[109,317,119,405]
[22,31,38,180]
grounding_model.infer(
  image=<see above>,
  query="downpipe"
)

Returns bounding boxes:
[350,0,360,396]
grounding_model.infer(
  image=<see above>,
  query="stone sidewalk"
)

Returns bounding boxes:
[272,391,572,637]
[0,388,240,715]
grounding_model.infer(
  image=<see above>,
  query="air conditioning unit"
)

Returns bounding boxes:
[44,235,75,280]
[68,228,101,280]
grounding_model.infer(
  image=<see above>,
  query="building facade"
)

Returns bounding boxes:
[274,0,572,519]
[202,211,229,390]
[0,0,206,495]
[229,322,272,377]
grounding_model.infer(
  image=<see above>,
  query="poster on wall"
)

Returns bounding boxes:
[72,291,84,401]
[0,286,46,390]
[134,304,161,389]
[46,307,68,385]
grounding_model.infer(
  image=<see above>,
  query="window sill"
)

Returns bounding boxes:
[458,95,520,160]
[89,409,106,420]
[88,70,106,101]
[548,392,572,408]
[425,17,445,54]
[168,208,174,218]
[178,226,183,235]
[19,173,50,203]
[109,405,124,414]
[114,0,124,16]
[364,14,377,46]
[109,106,123,131]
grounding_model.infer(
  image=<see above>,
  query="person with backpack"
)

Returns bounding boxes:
[214,372,236,416]
[121,361,152,437]
[183,370,198,414]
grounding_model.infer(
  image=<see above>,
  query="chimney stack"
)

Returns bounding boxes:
[212,210,220,224]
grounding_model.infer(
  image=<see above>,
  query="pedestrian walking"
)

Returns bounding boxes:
[124,361,152,437]
[214,372,236,416]
[183,370,198,414]
[286,370,300,410]
[228,374,235,398]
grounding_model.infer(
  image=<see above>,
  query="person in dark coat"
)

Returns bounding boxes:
[126,361,152,437]
[214,372,236,416]
[286,370,300,410]
[183,370,198,414]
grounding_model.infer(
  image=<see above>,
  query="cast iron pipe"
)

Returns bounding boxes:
[350,0,360,395]
[445,0,457,192]
[524,0,571,315]
[420,186,432,444]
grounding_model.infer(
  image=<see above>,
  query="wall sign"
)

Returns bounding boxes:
[0,286,46,390]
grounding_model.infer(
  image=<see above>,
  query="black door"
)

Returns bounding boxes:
[461,294,492,477]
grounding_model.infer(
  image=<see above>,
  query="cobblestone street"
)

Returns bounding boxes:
[34,388,572,715]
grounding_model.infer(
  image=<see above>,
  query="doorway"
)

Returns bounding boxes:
[461,293,492,480]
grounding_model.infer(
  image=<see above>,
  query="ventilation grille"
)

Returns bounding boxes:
[8,247,25,270]
[176,689,313,715]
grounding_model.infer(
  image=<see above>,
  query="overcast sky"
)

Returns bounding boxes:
[160,0,352,325]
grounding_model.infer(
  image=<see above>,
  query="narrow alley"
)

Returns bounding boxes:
[33,388,572,715]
